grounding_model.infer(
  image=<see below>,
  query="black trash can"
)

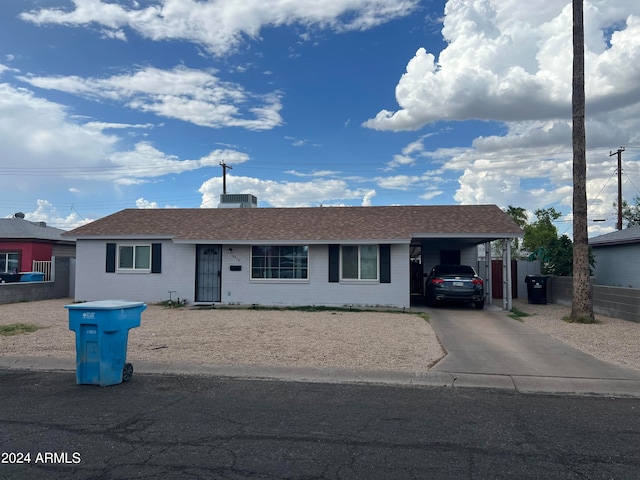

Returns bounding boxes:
[525,275,548,304]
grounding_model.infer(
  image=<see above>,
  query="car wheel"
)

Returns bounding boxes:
[474,300,484,310]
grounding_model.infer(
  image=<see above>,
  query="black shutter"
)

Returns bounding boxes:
[106,243,116,273]
[328,245,339,283]
[151,243,162,273]
[380,244,391,283]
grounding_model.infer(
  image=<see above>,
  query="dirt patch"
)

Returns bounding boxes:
[0,299,444,372]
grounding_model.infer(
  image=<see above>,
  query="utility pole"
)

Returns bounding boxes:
[220,161,233,195]
[610,147,625,230]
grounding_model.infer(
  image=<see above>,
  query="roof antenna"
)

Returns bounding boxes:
[220,161,233,195]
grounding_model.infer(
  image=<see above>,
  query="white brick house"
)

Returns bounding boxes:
[64,205,523,308]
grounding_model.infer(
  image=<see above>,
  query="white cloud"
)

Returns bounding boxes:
[375,175,422,190]
[285,170,339,177]
[363,0,640,237]
[199,174,376,207]
[19,65,283,130]
[23,199,93,230]
[0,82,251,192]
[364,1,640,130]
[135,197,179,209]
[20,0,418,56]
[102,143,250,183]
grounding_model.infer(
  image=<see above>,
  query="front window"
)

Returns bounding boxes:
[118,245,151,270]
[0,252,19,273]
[251,246,308,279]
[341,245,378,280]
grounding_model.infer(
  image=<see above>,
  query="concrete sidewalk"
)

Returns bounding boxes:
[2,354,640,398]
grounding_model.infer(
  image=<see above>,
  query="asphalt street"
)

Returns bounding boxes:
[1,369,640,479]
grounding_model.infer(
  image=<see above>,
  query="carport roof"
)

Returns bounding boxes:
[64,205,523,243]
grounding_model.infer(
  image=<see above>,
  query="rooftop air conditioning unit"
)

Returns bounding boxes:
[218,194,258,208]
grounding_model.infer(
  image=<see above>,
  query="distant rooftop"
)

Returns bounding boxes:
[589,226,640,246]
[0,214,68,242]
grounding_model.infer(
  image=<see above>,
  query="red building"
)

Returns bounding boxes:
[0,213,75,277]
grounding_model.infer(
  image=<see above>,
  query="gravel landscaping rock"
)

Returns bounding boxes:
[512,298,640,372]
[1,298,637,374]
[0,299,444,372]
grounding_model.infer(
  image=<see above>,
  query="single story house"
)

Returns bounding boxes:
[590,226,640,288]
[64,204,523,309]
[1,213,76,280]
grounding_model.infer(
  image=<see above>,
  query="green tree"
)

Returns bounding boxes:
[500,205,528,259]
[614,196,640,228]
[522,207,561,253]
[545,235,574,276]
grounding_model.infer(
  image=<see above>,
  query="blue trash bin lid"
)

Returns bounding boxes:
[65,300,146,310]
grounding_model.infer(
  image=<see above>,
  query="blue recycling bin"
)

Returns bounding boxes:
[20,272,45,282]
[66,300,146,386]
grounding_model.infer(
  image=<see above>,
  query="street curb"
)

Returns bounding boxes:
[2,356,640,398]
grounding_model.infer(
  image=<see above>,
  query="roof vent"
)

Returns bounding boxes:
[14,212,25,219]
[218,194,258,208]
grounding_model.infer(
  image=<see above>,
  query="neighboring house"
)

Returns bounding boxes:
[0,213,76,279]
[590,226,640,288]
[64,204,523,308]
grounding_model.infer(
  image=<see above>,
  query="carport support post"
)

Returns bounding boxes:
[484,242,492,306]
[502,240,513,311]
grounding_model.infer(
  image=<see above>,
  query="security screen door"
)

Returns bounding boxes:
[195,245,222,302]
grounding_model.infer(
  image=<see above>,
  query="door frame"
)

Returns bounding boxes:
[195,244,222,303]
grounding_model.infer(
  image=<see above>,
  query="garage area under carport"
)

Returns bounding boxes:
[410,233,520,311]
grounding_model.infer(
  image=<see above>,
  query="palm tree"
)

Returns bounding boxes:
[571,0,594,321]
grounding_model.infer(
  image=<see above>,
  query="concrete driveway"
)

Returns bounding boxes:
[428,304,640,380]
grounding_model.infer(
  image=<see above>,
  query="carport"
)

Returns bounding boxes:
[411,232,520,311]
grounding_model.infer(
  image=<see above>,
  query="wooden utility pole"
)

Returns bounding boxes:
[220,161,233,194]
[610,147,625,230]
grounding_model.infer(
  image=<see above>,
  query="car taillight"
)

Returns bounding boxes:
[472,278,484,285]
[431,278,444,285]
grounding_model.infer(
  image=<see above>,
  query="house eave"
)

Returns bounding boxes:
[411,232,522,240]
[171,238,409,245]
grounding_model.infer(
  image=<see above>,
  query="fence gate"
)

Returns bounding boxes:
[491,260,518,299]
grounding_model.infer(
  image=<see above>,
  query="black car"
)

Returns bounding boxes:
[425,264,485,309]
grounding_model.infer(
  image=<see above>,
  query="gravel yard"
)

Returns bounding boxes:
[0,299,444,372]
[512,298,640,371]
[1,297,638,373]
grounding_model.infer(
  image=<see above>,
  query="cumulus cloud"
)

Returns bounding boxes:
[365,0,640,236]
[20,0,418,56]
[365,1,640,130]
[23,199,93,230]
[198,174,377,208]
[19,65,283,130]
[0,81,251,191]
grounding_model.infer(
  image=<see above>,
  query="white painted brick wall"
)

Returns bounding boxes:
[222,244,410,308]
[74,240,195,303]
[75,241,410,307]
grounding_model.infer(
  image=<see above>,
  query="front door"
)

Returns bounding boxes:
[196,245,222,302]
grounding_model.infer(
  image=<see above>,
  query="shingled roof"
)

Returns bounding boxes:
[589,226,640,246]
[64,205,523,243]
[0,217,69,242]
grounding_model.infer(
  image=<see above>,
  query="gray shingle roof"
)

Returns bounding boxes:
[589,226,640,246]
[64,205,523,243]
[0,217,68,241]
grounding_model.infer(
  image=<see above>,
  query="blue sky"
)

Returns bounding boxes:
[1,0,639,237]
